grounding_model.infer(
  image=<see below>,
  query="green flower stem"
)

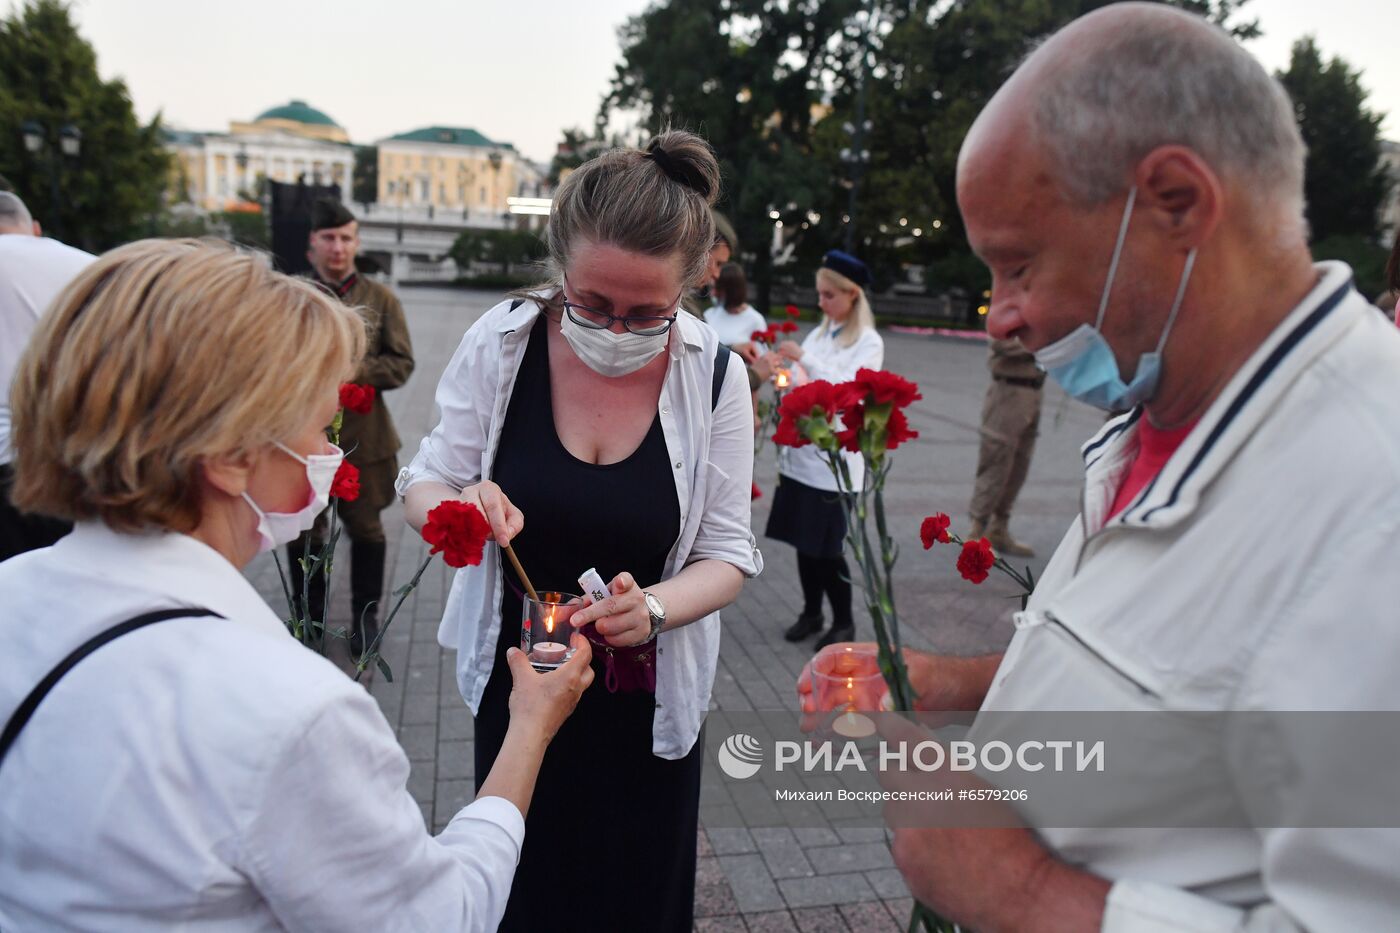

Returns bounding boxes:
[353,553,433,683]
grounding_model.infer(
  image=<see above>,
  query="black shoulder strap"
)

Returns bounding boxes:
[711,344,732,411]
[0,608,222,769]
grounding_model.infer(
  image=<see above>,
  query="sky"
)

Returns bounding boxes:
[35,0,1400,165]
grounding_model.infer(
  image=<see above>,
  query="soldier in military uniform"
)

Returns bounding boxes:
[290,198,415,655]
[968,337,1042,557]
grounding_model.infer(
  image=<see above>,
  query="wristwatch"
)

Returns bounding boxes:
[643,592,667,642]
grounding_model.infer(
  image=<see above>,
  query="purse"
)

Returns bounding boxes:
[580,622,657,694]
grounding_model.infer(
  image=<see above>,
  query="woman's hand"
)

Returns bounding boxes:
[776,340,804,362]
[459,480,524,547]
[570,571,653,647]
[503,632,594,743]
[734,341,762,365]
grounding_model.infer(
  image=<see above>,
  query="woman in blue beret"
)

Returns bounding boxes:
[764,250,883,649]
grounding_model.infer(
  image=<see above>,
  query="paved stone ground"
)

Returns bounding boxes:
[245,286,1104,931]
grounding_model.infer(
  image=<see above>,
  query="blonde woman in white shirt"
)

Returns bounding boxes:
[0,239,592,932]
[764,250,883,650]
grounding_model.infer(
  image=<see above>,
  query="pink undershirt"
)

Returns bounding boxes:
[1107,417,1198,520]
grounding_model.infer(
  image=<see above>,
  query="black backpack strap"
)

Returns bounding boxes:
[711,344,733,411]
[0,607,222,769]
[509,298,524,312]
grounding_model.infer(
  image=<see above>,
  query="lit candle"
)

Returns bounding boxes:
[530,642,567,664]
[530,605,568,665]
[775,368,791,389]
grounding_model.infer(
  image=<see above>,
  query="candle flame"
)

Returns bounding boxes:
[546,606,555,635]
[776,371,790,388]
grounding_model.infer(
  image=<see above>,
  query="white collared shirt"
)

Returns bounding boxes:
[0,234,94,463]
[398,296,762,760]
[976,263,1400,930]
[776,321,885,492]
[703,303,767,347]
[0,523,524,932]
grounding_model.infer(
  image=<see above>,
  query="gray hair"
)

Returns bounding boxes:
[0,192,34,233]
[1031,6,1306,240]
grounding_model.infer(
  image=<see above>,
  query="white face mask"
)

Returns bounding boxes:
[560,308,670,378]
[242,441,344,553]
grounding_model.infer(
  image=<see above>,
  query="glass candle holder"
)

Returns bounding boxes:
[812,644,887,738]
[521,591,583,671]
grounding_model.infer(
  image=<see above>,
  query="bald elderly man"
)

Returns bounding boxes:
[804,4,1400,929]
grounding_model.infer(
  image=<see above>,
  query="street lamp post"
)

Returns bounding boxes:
[19,120,82,242]
[488,150,503,228]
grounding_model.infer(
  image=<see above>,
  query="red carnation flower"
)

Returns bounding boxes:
[422,500,492,569]
[836,402,864,453]
[339,383,376,415]
[920,513,952,549]
[786,304,801,319]
[849,368,921,408]
[330,460,360,502]
[773,380,845,449]
[780,321,799,333]
[885,407,919,450]
[957,538,996,584]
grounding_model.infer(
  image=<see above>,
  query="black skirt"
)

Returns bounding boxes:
[764,475,850,559]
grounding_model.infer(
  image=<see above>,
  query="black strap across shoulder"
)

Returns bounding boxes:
[0,607,222,769]
[711,343,732,411]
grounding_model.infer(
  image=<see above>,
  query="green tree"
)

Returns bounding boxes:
[0,0,170,250]
[450,228,547,279]
[1277,36,1391,243]
[601,0,863,309]
[353,145,378,204]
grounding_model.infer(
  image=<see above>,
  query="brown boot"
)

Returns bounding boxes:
[967,517,987,542]
[987,516,1034,558]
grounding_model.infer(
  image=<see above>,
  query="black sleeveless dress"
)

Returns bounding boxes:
[475,315,701,932]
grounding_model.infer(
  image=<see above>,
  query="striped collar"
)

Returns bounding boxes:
[1079,261,1360,530]
[311,271,358,299]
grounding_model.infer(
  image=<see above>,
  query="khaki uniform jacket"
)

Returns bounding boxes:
[314,274,415,463]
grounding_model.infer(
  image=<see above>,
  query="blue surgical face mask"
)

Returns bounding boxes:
[1033,187,1198,411]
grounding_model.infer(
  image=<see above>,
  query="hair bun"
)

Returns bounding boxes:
[644,131,720,205]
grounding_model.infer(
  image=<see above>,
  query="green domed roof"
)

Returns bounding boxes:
[254,100,339,128]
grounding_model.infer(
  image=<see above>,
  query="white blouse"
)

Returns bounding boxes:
[0,523,524,932]
[398,296,762,760]
[777,322,885,493]
[703,303,768,348]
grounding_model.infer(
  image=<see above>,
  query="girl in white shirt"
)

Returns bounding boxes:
[764,250,883,650]
[704,262,768,355]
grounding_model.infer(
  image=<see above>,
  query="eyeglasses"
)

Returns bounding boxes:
[561,275,682,337]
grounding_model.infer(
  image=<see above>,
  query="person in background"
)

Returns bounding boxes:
[0,239,592,931]
[683,209,738,317]
[288,198,415,656]
[967,337,1043,557]
[398,131,761,932]
[0,192,93,561]
[704,262,767,360]
[765,250,883,649]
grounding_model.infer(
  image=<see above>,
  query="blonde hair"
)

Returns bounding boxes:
[815,267,875,348]
[10,238,366,533]
[530,130,721,298]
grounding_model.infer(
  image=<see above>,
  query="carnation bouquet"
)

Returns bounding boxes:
[274,383,491,682]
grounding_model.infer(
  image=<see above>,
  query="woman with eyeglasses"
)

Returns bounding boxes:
[399,130,762,932]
